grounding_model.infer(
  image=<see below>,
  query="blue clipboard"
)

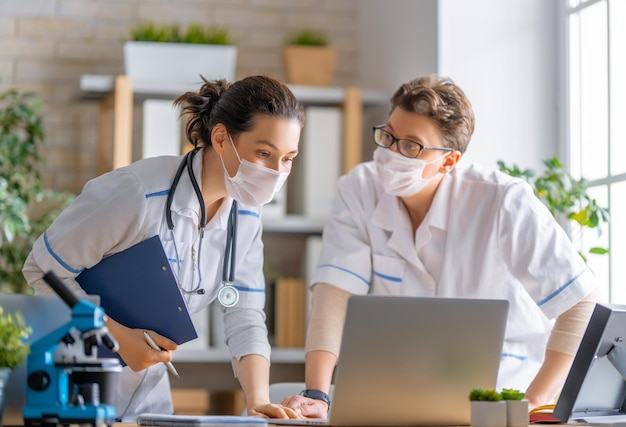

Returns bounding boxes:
[76,235,198,345]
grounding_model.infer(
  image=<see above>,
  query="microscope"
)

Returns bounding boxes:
[23,271,122,427]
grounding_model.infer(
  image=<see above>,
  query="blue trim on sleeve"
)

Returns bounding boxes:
[43,231,84,274]
[373,270,402,282]
[502,353,527,361]
[233,285,265,293]
[318,264,371,287]
[238,209,259,218]
[537,267,588,307]
[145,189,170,198]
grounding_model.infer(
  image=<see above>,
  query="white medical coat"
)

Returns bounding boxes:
[23,149,270,419]
[312,161,596,391]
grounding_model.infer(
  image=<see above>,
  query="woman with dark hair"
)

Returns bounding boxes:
[23,75,305,420]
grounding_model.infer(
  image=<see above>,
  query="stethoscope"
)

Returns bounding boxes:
[165,147,240,308]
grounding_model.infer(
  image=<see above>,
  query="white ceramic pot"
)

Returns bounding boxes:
[124,41,238,86]
[471,401,507,427]
[506,400,529,427]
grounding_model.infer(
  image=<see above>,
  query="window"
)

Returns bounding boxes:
[566,0,626,302]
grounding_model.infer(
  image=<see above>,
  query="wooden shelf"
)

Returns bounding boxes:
[79,74,387,175]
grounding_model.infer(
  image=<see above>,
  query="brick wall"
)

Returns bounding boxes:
[0,0,358,193]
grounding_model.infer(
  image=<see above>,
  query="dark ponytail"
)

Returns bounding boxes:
[174,75,304,149]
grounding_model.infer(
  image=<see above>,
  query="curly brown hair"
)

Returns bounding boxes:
[390,75,475,154]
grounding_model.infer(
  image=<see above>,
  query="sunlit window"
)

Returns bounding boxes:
[567,0,626,303]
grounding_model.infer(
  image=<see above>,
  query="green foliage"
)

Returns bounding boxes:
[0,88,74,293]
[0,306,32,369]
[469,388,503,401]
[500,388,525,400]
[498,157,610,261]
[130,22,234,45]
[284,28,329,46]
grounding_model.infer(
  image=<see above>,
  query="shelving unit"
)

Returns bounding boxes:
[79,74,387,363]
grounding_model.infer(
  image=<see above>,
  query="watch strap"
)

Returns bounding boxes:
[299,388,331,407]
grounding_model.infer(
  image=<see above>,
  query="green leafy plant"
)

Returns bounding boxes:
[0,306,32,369]
[469,388,503,401]
[130,22,234,45]
[500,388,525,400]
[498,157,609,261]
[0,88,74,293]
[284,28,329,46]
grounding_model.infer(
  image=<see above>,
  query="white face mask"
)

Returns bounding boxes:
[373,146,449,197]
[219,135,289,207]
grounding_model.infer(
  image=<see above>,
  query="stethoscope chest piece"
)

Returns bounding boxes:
[218,282,239,307]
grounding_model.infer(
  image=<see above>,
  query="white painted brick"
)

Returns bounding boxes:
[0,0,56,16]
[18,17,93,38]
[0,39,55,57]
[95,21,131,42]
[0,57,14,80]
[214,6,284,28]
[59,0,133,19]
[58,40,122,61]
[16,58,91,82]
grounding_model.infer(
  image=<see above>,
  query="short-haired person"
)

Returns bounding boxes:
[23,75,305,420]
[281,75,599,417]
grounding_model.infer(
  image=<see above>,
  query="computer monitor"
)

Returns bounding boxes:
[553,302,626,424]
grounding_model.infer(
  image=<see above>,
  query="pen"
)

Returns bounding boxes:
[143,331,180,379]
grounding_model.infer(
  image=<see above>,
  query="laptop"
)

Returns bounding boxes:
[0,294,71,427]
[271,295,509,426]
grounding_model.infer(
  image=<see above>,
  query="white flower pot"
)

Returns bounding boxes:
[124,41,238,86]
[506,400,529,427]
[471,401,507,427]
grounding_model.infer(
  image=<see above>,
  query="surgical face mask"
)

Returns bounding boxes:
[220,135,289,206]
[373,146,449,197]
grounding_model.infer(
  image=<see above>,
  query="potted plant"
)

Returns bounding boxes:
[0,307,31,422]
[500,388,528,427]
[0,88,74,294]
[498,157,610,262]
[282,28,338,86]
[469,388,506,427]
[124,21,238,85]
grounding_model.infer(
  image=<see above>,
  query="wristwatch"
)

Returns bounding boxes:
[300,389,331,408]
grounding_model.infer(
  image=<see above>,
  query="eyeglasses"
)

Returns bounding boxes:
[372,125,453,159]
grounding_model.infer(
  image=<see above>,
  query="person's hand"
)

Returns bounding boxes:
[248,403,304,419]
[280,395,329,418]
[105,317,177,371]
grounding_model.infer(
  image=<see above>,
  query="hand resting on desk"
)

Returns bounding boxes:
[280,396,328,419]
[250,404,304,419]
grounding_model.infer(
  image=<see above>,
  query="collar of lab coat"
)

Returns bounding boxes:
[371,172,453,263]
[372,171,452,234]
[170,147,232,231]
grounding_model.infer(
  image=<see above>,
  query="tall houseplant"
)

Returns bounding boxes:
[124,21,238,84]
[498,157,609,261]
[0,88,74,293]
[282,28,338,86]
